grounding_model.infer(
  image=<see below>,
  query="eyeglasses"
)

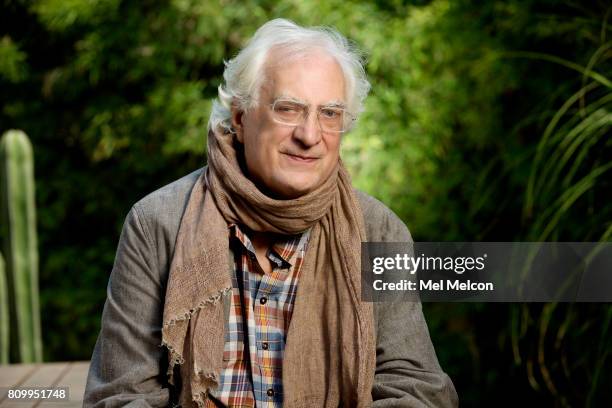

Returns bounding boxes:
[269,98,354,133]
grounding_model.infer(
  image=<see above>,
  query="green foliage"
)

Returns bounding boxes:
[0,0,610,405]
[0,130,42,363]
[509,40,612,407]
[523,49,612,241]
[0,36,27,83]
[343,0,517,240]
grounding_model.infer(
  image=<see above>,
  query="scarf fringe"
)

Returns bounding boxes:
[163,287,232,328]
[160,340,185,365]
[189,370,222,407]
[192,390,211,408]
[161,287,232,386]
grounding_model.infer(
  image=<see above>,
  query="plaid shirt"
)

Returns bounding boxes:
[207,224,310,408]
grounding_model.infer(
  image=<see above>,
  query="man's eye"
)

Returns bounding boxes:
[320,108,341,118]
[276,103,300,113]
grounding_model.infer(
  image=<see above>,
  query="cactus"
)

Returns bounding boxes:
[0,130,42,363]
[0,251,8,363]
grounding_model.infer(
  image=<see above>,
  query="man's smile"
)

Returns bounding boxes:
[282,151,320,163]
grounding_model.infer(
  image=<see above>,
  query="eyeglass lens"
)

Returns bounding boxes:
[272,100,347,132]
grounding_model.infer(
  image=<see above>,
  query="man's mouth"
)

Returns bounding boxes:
[283,152,319,162]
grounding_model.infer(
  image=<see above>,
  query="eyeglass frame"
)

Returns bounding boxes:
[267,97,355,133]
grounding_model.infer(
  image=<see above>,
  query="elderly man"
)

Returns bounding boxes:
[84,19,457,407]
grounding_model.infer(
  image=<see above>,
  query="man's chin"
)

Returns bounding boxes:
[266,177,319,200]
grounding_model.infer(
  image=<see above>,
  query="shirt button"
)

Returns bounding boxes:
[260,297,267,305]
[267,388,274,397]
[262,342,269,350]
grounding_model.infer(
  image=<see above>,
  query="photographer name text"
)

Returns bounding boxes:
[373,279,494,291]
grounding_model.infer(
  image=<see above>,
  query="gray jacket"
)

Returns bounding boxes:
[84,168,458,407]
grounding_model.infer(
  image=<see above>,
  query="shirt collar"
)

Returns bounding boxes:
[229,223,311,268]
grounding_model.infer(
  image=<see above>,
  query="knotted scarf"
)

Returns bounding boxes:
[161,128,375,407]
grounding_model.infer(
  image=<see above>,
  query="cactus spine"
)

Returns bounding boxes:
[0,130,42,363]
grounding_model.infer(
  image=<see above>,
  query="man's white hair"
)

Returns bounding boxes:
[208,18,371,133]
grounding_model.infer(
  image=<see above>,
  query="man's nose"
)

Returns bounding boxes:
[292,111,321,146]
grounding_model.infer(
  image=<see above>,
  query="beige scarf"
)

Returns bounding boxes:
[161,128,375,407]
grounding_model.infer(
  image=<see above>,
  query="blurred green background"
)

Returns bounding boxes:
[0,0,610,406]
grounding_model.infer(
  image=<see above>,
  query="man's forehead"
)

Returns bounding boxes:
[260,49,346,103]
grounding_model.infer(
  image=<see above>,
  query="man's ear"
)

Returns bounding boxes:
[230,104,244,143]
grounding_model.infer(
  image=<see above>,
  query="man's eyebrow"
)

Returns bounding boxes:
[321,100,347,109]
[275,94,347,109]
[274,94,308,105]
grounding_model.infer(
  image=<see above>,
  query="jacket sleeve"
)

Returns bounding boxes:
[372,301,458,407]
[367,198,458,407]
[83,204,171,408]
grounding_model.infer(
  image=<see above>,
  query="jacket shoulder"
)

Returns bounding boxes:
[354,189,413,243]
[135,167,203,214]
[130,168,204,263]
